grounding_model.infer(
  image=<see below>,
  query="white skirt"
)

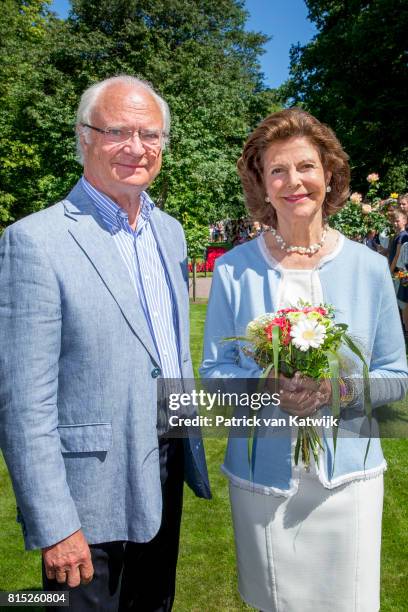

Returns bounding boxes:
[229,469,383,612]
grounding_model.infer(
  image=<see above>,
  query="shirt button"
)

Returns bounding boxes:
[153,312,159,317]
[151,367,161,378]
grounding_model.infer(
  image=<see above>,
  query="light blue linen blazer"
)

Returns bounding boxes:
[0,180,210,550]
[200,235,408,495]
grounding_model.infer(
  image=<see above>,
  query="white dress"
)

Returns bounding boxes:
[228,235,383,612]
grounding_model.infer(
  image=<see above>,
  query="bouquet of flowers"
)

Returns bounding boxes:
[230,301,369,470]
[394,270,408,286]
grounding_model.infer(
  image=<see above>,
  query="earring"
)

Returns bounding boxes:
[265,196,270,202]
[326,185,332,193]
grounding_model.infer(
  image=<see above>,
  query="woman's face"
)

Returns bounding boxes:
[262,136,331,227]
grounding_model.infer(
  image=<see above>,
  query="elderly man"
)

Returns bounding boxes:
[0,75,210,611]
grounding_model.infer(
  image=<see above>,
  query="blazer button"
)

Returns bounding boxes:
[151,367,161,378]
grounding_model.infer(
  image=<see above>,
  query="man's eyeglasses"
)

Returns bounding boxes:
[81,123,167,148]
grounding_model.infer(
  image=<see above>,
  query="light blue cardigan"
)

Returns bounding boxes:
[200,234,408,496]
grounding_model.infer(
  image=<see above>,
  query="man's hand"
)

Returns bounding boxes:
[42,529,94,588]
[268,371,332,417]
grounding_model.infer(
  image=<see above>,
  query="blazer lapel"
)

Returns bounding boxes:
[63,184,160,365]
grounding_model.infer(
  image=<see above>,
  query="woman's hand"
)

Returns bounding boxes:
[268,371,332,417]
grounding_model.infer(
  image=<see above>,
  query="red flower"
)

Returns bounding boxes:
[265,317,291,346]
[276,307,297,315]
[302,306,327,315]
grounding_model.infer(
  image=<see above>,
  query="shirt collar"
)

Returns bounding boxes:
[81,176,155,234]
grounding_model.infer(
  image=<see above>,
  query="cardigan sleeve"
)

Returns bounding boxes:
[368,257,408,405]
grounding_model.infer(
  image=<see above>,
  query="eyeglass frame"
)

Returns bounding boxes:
[80,123,169,149]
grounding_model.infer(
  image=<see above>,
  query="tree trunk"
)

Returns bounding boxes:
[192,258,196,302]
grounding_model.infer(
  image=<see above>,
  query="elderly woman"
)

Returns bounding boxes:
[200,109,407,612]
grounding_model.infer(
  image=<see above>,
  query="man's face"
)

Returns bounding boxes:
[393,213,407,232]
[80,84,164,202]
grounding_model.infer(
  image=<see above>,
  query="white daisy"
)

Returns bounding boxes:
[290,319,327,351]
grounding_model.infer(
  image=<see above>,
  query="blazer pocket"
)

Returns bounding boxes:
[58,423,112,453]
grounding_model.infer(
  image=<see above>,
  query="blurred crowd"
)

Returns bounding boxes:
[209,219,265,245]
[369,193,408,336]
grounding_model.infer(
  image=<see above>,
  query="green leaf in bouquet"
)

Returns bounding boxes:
[307,427,320,467]
[302,428,310,468]
[326,350,340,475]
[272,325,280,377]
[260,362,274,380]
[247,422,254,478]
[335,323,348,331]
[294,428,301,466]
[342,334,372,468]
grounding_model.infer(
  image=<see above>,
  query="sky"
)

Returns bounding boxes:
[244,0,317,87]
[49,0,316,88]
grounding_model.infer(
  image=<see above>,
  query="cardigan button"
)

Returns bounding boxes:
[151,367,161,378]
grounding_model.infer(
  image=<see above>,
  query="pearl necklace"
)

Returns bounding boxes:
[270,226,329,254]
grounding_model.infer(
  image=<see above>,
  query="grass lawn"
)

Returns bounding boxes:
[0,302,407,610]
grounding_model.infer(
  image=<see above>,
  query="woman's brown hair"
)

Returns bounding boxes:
[237,108,350,228]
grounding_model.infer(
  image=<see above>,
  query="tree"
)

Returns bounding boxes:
[183,217,209,302]
[66,0,279,223]
[0,1,83,230]
[286,0,408,191]
[1,0,281,228]
[0,0,51,227]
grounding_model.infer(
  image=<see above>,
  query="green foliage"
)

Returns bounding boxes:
[183,217,209,262]
[0,1,81,229]
[67,0,280,223]
[330,202,388,238]
[381,157,408,195]
[0,0,282,228]
[183,215,209,302]
[286,0,408,191]
[330,175,393,238]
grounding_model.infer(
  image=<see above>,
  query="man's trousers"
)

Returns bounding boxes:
[43,438,184,611]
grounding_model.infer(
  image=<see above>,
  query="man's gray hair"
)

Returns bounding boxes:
[75,75,171,163]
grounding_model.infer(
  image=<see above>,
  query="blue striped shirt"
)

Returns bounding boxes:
[81,176,181,378]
